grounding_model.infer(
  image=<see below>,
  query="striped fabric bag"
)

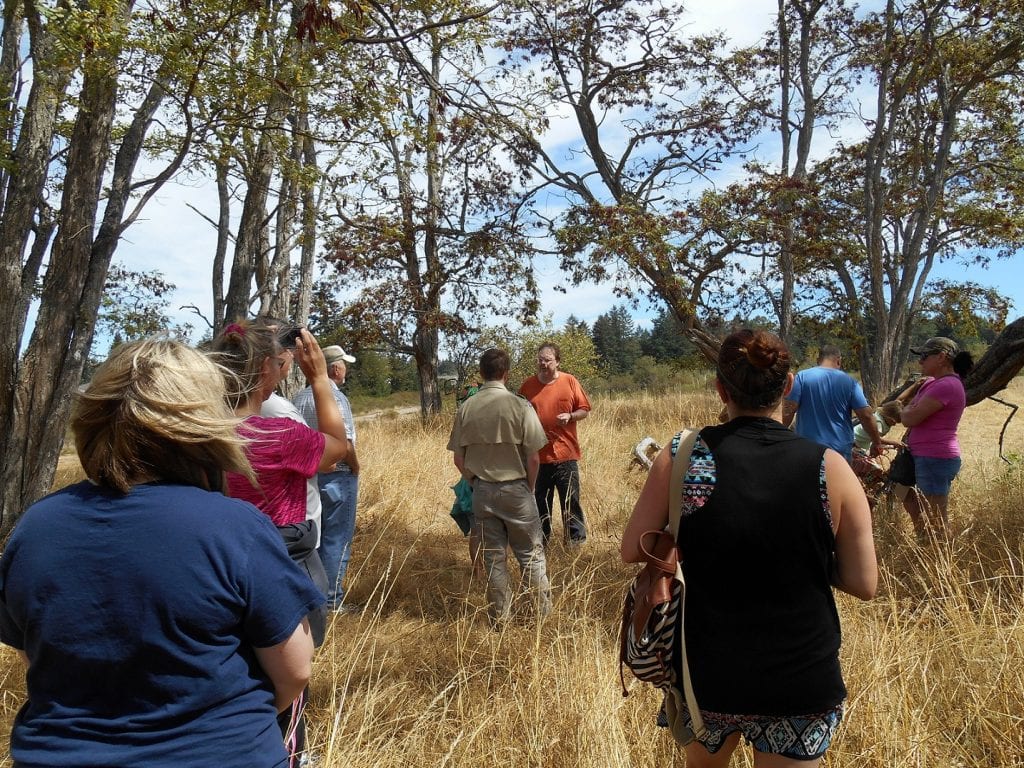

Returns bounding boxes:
[619,428,706,746]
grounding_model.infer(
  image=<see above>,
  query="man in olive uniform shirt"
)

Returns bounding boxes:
[447,348,552,624]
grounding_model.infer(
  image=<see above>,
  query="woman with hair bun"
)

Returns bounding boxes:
[211,320,349,767]
[0,338,322,768]
[622,328,877,768]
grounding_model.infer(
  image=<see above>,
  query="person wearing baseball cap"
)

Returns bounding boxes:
[909,337,959,358]
[292,343,360,612]
[322,345,356,366]
[898,336,973,540]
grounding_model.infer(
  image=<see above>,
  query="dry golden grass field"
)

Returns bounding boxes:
[2,378,1023,767]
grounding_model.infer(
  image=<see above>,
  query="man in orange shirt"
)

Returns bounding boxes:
[519,342,592,545]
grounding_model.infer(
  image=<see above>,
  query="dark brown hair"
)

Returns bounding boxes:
[537,342,561,361]
[480,348,510,380]
[716,329,791,410]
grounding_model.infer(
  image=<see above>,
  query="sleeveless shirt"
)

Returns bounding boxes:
[673,416,845,715]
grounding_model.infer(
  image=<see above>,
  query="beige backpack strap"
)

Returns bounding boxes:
[667,428,706,741]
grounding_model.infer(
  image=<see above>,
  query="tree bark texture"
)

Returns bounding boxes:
[0,3,74,467]
[0,0,179,535]
[1,55,121,536]
[963,318,1024,407]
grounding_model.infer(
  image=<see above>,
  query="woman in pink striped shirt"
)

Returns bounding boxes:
[211,320,348,767]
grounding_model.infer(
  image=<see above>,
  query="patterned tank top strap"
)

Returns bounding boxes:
[819,455,834,530]
[670,429,716,519]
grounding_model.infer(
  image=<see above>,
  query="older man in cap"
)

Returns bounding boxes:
[293,344,360,612]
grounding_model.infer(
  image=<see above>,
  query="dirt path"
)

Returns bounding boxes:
[355,405,421,423]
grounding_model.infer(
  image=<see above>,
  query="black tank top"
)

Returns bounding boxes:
[673,416,845,715]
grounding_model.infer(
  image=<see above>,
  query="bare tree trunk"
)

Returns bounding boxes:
[413,324,441,416]
[773,0,795,343]
[852,0,1023,402]
[261,121,300,319]
[0,4,183,534]
[416,38,445,417]
[0,2,74,463]
[963,317,1024,406]
[771,0,828,345]
[1,49,121,535]
[225,136,275,322]
[223,0,306,324]
[0,0,26,213]
[211,155,231,334]
[293,125,318,325]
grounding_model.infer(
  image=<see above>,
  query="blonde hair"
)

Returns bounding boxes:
[879,400,902,425]
[73,338,254,493]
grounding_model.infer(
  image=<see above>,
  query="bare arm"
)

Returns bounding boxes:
[556,408,589,426]
[453,449,474,484]
[253,618,315,713]
[854,405,884,457]
[824,450,878,600]
[343,441,359,475]
[526,451,540,493]
[621,446,672,563]
[293,329,348,469]
[893,378,925,404]
[899,395,944,428]
[782,400,798,428]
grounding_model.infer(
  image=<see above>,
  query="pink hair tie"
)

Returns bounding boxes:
[223,322,246,337]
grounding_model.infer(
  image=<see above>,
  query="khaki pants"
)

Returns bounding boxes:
[473,478,552,622]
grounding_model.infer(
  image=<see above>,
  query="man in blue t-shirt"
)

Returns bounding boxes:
[783,345,883,461]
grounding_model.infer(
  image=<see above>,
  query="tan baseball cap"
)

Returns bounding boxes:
[322,345,356,364]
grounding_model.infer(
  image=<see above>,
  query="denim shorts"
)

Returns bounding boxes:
[913,455,962,495]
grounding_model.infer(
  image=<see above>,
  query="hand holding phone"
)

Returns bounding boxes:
[281,326,304,348]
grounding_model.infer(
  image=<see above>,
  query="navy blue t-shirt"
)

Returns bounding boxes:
[0,481,325,768]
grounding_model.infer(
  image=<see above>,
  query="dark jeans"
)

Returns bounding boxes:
[535,460,587,543]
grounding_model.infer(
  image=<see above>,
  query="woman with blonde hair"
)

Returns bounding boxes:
[622,328,877,768]
[211,320,348,766]
[0,338,322,768]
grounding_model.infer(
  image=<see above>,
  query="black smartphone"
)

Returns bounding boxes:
[281,326,304,348]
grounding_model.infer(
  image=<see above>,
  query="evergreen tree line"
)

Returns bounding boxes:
[579,304,1006,395]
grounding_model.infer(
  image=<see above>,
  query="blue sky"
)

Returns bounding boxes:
[108,0,1023,341]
